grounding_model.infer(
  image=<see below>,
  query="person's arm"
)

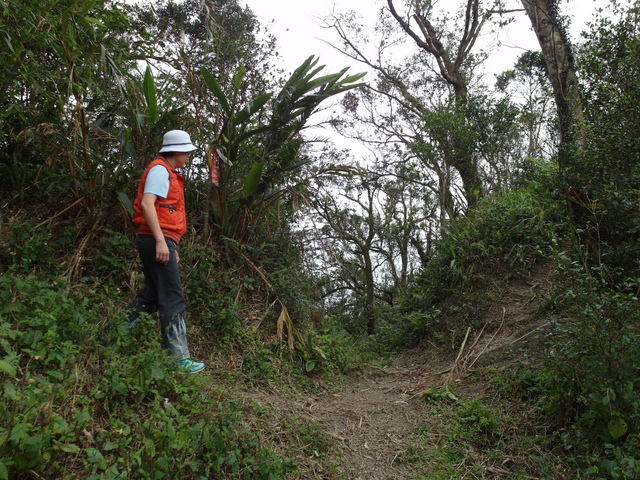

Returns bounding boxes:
[140,192,170,264]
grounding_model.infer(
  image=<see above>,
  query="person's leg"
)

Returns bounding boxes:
[128,237,202,372]
[123,236,158,327]
[154,239,191,359]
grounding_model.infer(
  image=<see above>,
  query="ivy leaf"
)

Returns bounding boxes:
[608,417,628,440]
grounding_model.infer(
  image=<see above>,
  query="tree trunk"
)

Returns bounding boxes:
[363,252,376,335]
[520,0,585,173]
[387,0,484,207]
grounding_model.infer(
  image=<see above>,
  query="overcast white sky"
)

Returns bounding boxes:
[242,0,608,77]
[239,0,609,154]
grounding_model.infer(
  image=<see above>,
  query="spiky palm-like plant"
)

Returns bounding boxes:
[201,55,366,242]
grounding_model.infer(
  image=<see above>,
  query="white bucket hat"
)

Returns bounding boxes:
[159,130,198,153]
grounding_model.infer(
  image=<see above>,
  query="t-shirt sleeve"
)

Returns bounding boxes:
[144,165,170,198]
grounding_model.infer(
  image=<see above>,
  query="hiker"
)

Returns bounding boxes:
[124,129,205,374]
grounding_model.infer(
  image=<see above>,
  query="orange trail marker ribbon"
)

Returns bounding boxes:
[208,148,220,186]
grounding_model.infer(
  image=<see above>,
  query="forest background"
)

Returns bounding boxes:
[1,0,640,479]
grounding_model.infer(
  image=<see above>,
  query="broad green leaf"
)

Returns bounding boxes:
[281,158,311,173]
[142,66,157,122]
[123,137,139,160]
[233,65,246,90]
[249,183,266,196]
[81,0,99,15]
[339,72,367,84]
[201,67,230,114]
[608,417,628,440]
[0,360,16,377]
[143,438,155,457]
[243,163,264,196]
[313,346,328,360]
[236,125,271,144]
[298,72,342,91]
[10,423,28,443]
[3,32,15,55]
[86,448,107,469]
[116,191,134,219]
[234,93,271,125]
[0,461,7,480]
[270,139,303,164]
[284,107,306,119]
[59,443,81,453]
[83,17,106,27]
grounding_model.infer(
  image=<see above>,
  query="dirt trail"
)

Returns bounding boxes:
[253,358,448,479]
[251,262,553,479]
[304,360,448,479]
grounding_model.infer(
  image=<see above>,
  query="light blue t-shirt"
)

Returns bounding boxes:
[144,165,170,198]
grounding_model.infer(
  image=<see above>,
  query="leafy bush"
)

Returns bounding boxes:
[437,186,561,277]
[300,327,352,375]
[453,397,501,448]
[574,7,640,277]
[418,389,501,448]
[539,257,640,477]
[488,362,550,403]
[1,220,77,276]
[391,169,562,348]
[0,274,297,479]
[92,228,138,288]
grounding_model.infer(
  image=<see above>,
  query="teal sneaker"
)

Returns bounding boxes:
[178,358,205,374]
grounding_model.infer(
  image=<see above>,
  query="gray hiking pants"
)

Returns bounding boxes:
[125,235,191,359]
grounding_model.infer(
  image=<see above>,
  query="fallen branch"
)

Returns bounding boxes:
[445,326,471,386]
[466,307,506,371]
[461,318,491,370]
[487,466,540,479]
[35,196,85,229]
[363,363,394,374]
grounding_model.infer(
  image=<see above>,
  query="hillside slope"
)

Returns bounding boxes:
[245,261,556,479]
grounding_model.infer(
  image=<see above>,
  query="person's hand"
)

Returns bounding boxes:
[155,239,170,264]
[175,249,180,264]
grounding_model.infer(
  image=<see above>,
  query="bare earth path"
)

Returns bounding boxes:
[250,262,553,479]
[302,359,449,479]
[253,358,447,479]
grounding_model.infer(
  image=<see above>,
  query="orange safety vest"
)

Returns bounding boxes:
[132,157,187,244]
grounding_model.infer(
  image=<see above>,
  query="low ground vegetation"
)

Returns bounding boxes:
[2,162,639,479]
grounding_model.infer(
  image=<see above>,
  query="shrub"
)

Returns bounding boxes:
[540,257,640,468]
[392,170,563,349]
[2,220,77,276]
[453,397,501,448]
[0,274,297,479]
